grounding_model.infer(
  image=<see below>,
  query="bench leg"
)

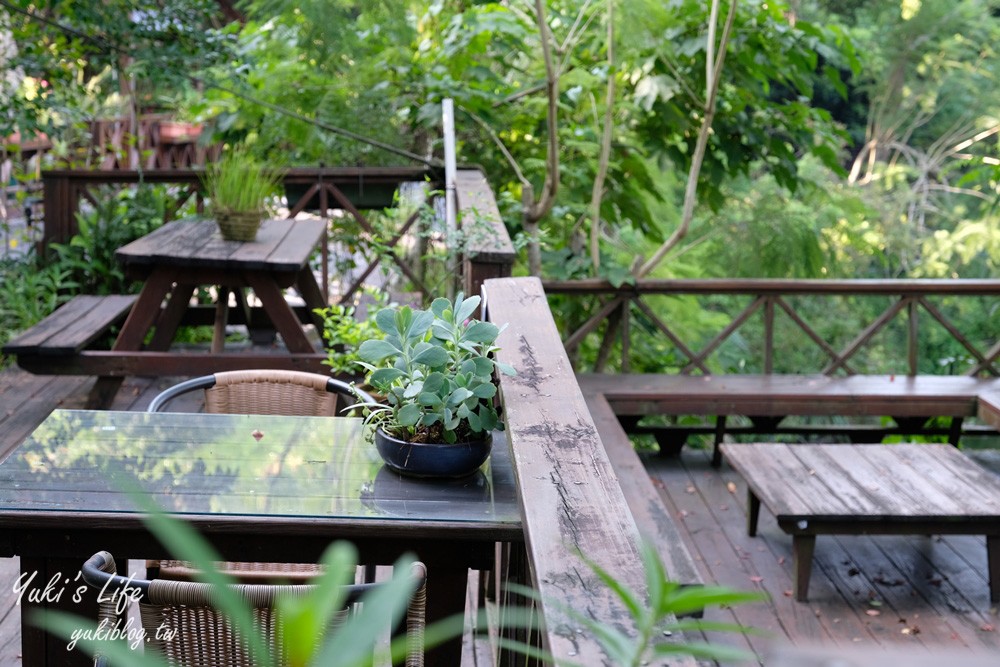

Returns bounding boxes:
[987,535,1000,603]
[948,416,964,447]
[747,490,761,537]
[711,415,727,468]
[792,535,816,602]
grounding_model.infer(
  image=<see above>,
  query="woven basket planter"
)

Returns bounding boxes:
[214,211,263,242]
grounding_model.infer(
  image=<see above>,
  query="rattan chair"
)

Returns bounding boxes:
[147,369,374,416]
[146,370,375,583]
[82,551,425,667]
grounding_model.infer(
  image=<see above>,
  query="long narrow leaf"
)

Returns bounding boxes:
[120,479,275,667]
[39,611,172,667]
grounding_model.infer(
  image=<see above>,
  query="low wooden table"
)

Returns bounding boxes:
[720,443,1000,602]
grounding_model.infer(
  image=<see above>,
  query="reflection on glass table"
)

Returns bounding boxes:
[0,409,520,524]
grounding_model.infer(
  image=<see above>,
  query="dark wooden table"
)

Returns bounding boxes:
[89,218,329,404]
[721,443,1000,602]
[0,410,522,666]
[115,216,327,355]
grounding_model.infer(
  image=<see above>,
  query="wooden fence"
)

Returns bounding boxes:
[544,278,1000,377]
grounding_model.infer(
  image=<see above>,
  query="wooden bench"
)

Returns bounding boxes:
[3,294,136,366]
[585,392,704,595]
[721,442,1000,603]
[979,391,1000,430]
[579,373,1000,466]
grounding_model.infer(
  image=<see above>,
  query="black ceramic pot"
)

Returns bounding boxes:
[374,428,492,479]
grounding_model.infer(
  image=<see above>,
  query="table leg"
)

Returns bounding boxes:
[244,272,315,352]
[148,283,197,350]
[747,490,761,537]
[295,267,328,330]
[88,270,178,408]
[424,563,470,667]
[792,535,816,602]
[114,270,178,350]
[212,286,230,353]
[711,415,727,468]
[987,535,1000,603]
[19,556,98,667]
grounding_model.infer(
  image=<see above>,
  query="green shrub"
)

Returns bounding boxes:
[50,184,169,295]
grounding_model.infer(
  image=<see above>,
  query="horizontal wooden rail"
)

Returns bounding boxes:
[543,279,1000,377]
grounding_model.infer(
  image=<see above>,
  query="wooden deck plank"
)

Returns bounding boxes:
[642,444,1000,660]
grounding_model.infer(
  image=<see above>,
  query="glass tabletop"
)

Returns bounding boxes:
[0,410,521,525]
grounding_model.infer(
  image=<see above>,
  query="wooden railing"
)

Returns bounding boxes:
[544,278,1000,377]
[485,276,697,666]
[39,166,516,303]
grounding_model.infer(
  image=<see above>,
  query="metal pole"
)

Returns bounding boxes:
[442,98,458,299]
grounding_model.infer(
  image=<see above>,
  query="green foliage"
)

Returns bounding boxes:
[1,1,234,150]
[627,0,856,210]
[358,293,515,444]
[0,255,72,367]
[202,144,284,217]
[38,484,434,667]
[49,184,168,295]
[509,538,765,665]
[315,291,388,378]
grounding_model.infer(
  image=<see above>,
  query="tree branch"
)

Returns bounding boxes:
[590,0,615,272]
[636,0,737,278]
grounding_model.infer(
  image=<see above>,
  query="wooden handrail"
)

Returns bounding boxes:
[543,278,1000,377]
[485,276,696,666]
[544,277,1000,295]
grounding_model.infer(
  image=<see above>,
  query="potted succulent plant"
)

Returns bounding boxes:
[202,145,284,241]
[357,292,515,478]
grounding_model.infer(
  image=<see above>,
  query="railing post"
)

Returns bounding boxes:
[456,169,516,307]
[908,297,919,376]
[40,172,78,255]
[764,296,775,374]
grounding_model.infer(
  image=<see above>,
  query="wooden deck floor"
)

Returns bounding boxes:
[645,443,1000,664]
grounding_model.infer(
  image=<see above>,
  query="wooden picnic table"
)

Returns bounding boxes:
[3,217,333,406]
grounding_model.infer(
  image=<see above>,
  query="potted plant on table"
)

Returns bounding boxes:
[357,292,516,478]
[202,145,284,242]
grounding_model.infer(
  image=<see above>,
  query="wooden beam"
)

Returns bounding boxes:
[484,276,696,666]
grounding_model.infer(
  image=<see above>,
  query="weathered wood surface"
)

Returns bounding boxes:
[484,276,696,666]
[723,444,1000,524]
[645,443,1000,661]
[2,295,136,355]
[584,392,703,587]
[581,373,1000,417]
[979,392,1000,430]
[456,169,516,302]
[723,443,1000,602]
[116,218,325,273]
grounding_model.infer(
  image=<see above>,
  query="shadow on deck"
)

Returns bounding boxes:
[645,444,1000,663]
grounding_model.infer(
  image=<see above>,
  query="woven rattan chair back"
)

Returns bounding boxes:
[205,370,340,416]
[146,370,375,584]
[84,551,426,667]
